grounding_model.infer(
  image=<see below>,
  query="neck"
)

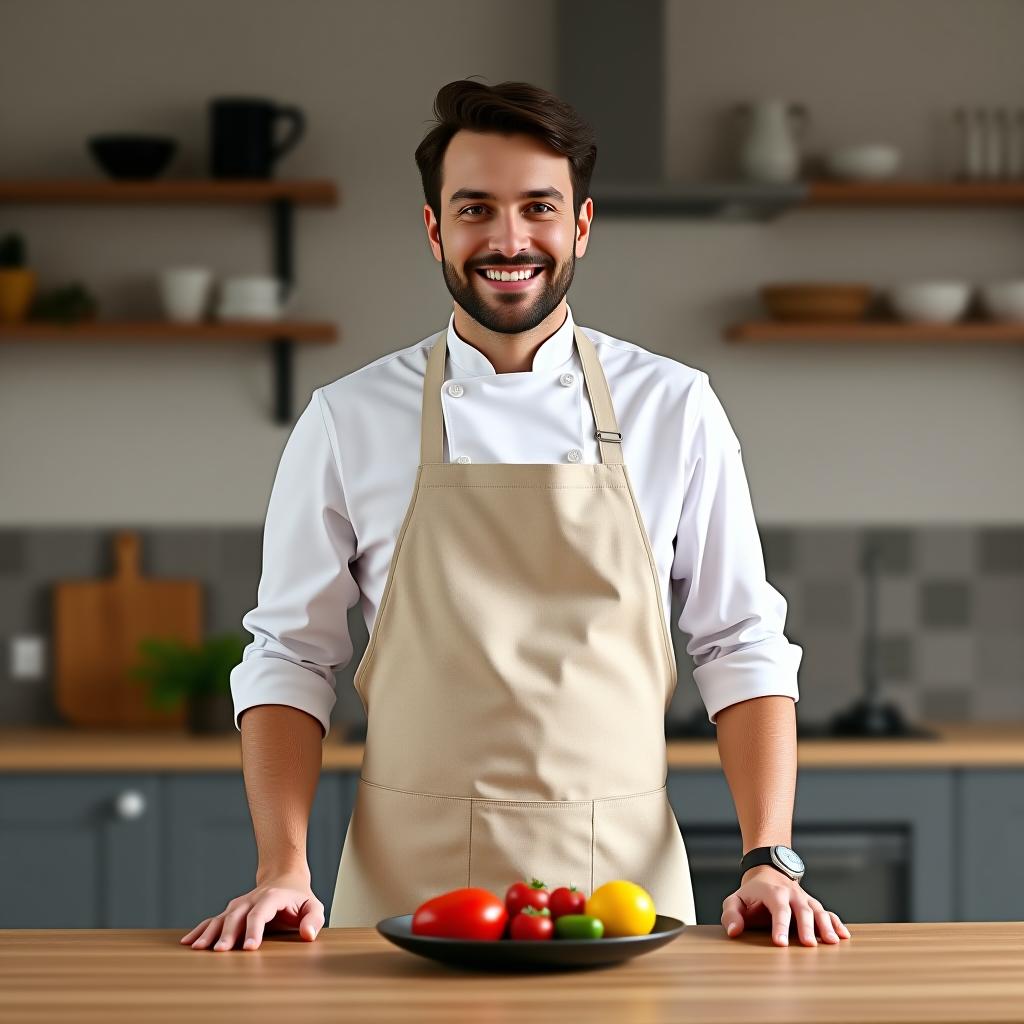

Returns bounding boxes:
[452,302,568,373]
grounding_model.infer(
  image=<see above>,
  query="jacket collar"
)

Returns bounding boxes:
[446,304,576,375]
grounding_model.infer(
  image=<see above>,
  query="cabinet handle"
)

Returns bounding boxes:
[114,789,147,820]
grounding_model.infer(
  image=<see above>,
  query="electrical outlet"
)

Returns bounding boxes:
[10,635,46,681]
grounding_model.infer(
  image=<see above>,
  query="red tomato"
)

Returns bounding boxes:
[411,887,508,940]
[505,877,550,917]
[548,884,587,919]
[509,906,554,940]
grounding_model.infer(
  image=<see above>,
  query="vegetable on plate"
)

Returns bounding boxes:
[411,886,508,940]
[505,877,550,917]
[554,913,605,940]
[509,905,554,940]
[585,880,656,937]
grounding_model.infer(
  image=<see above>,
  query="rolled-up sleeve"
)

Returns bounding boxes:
[671,373,802,724]
[230,388,360,739]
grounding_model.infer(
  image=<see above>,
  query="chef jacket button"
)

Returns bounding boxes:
[559,372,575,387]
[447,382,464,397]
[455,455,472,464]
[567,448,583,463]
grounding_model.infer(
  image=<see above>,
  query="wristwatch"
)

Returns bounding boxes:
[739,844,805,883]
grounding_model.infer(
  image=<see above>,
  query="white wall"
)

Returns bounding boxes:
[2,0,1022,526]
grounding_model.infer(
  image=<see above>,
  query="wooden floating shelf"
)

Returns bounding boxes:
[804,180,1024,206]
[0,320,337,342]
[726,320,1024,342]
[0,179,338,205]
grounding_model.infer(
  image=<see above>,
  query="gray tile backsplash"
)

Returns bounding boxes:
[0,526,1021,731]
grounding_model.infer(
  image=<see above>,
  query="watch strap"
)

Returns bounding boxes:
[740,845,803,881]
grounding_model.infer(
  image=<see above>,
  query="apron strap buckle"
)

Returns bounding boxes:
[595,429,623,442]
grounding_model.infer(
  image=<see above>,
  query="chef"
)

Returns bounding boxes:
[182,79,851,953]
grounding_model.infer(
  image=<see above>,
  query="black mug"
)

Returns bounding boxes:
[208,97,306,178]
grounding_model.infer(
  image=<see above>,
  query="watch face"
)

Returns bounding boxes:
[774,845,805,873]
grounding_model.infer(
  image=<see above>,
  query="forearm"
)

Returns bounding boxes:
[714,695,797,855]
[238,704,324,884]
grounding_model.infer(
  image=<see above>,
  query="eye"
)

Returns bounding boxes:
[458,203,556,216]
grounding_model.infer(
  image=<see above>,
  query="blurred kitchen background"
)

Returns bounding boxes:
[1,0,1022,931]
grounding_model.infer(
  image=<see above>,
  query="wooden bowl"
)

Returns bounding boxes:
[760,283,873,321]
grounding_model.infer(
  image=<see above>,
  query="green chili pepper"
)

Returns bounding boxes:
[554,914,604,940]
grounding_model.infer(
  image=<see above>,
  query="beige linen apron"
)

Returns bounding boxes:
[328,323,697,928]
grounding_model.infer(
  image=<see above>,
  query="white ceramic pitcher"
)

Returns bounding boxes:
[734,98,809,183]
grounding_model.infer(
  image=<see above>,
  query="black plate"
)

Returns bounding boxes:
[376,913,686,971]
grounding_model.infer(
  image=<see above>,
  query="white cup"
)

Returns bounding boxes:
[158,267,213,322]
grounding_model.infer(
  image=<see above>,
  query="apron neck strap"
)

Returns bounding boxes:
[420,321,624,466]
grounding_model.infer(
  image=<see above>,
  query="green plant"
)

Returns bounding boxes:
[129,632,247,710]
[0,233,26,268]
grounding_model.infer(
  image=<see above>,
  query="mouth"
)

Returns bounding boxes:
[474,266,546,291]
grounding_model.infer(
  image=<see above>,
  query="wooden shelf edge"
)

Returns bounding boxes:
[0,320,338,342]
[725,320,1024,342]
[804,179,1024,205]
[0,179,339,205]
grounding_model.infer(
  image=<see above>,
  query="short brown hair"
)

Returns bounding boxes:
[415,78,597,223]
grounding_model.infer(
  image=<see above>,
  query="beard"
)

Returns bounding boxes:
[439,236,576,335]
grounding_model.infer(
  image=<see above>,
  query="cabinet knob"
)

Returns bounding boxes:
[114,789,147,820]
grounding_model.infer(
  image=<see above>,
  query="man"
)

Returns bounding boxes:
[182,79,851,952]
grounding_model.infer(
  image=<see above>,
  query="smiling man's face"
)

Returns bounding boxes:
[424,129,592,335]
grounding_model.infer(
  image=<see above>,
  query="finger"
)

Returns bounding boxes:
[794,903,817,946]
[191,916,224,949]
[241,897,283,951]
[180,918,211,944]
[213,907,251,951]
[771,899,792,946]
[721,894,744,937]
[297,899,325,942]
[830,911,852,939]
[814,906,840,943]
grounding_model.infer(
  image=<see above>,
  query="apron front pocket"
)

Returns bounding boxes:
[593,785,697,925]
[468,797,595,896]
[330,777,472,927]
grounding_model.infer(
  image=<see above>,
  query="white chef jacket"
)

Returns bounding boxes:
[230,304,802,738]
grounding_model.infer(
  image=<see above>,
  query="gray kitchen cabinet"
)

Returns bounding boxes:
[2,765,1018,927]
[162,772,351,929]
[0,774,160,929]
[669,769,955,925]
[0,771,354,930]
[958,770,1024,921]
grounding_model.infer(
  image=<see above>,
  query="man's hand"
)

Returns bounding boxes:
[179,870,325,951]
[721,864,852,946]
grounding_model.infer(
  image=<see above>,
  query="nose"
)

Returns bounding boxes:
[487,207,532,259]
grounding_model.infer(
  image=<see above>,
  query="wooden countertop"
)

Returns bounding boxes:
[3,721,1024,771]
[3,923,1023,1023]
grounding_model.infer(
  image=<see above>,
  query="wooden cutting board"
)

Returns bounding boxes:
[53,531,202,728]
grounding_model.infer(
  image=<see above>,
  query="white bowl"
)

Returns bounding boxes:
[979,280,1024,321]
[824,144,901,181]
[887,281,971,323]
[216,304,284,321]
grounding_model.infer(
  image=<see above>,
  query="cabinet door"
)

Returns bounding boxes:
[163,772,349,930]
[959,770,1024,921]
[0,774,159,928]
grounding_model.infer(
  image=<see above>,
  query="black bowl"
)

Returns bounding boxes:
[87,134,177,180]
[376,913,686,971]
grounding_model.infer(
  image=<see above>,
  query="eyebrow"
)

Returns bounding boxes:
[447,187,565,205]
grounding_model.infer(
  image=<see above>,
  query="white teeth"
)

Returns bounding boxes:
[484,268,539,281]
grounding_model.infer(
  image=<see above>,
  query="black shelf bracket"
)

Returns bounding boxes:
[270,197,295,424]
